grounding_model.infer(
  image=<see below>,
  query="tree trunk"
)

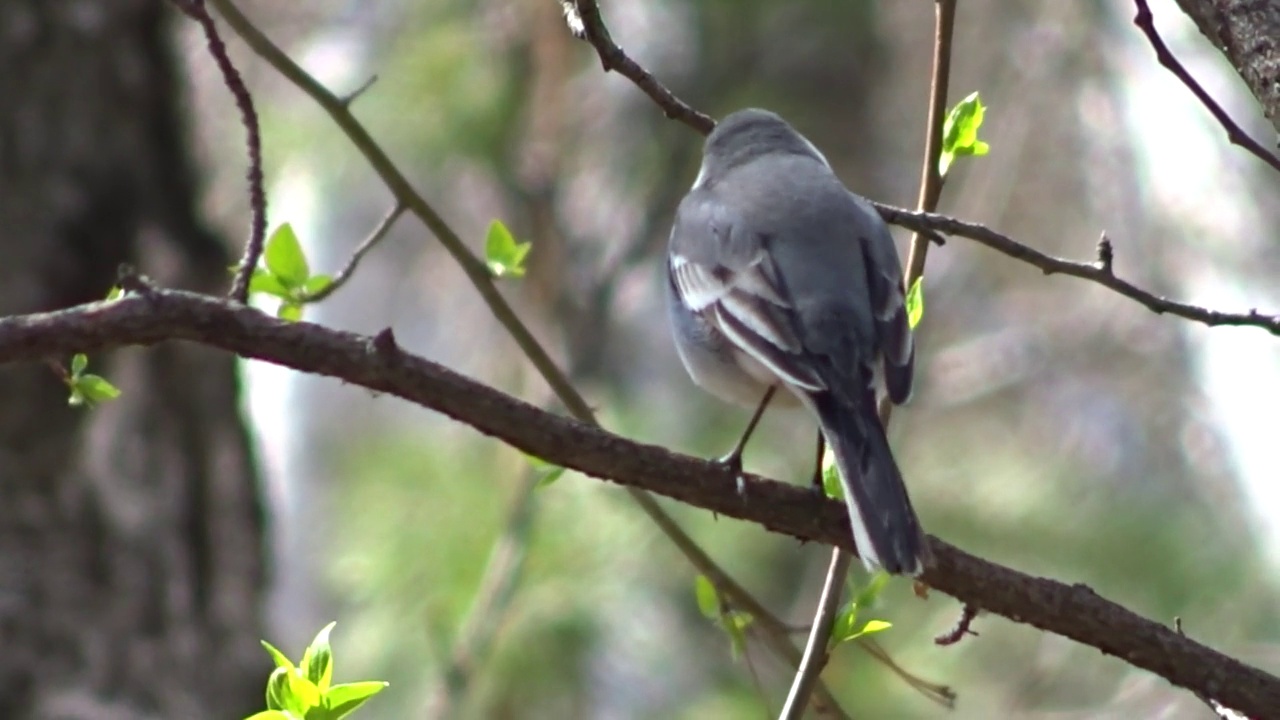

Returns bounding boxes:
[0,2,266,718]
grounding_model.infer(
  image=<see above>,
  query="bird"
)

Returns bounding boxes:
[665,108,926,575]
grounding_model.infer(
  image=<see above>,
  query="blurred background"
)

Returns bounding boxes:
[185,0,1280,717]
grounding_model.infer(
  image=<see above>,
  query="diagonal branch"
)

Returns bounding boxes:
[562,0,715,134]
[1133,0,1280,175]
[0,290,1277,717]
[1171,0,1280,133]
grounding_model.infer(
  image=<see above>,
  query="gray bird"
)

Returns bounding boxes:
[666,108,926,575]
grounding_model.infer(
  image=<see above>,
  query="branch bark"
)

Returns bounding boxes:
[1,289,1277,717]
[1174,0,1280,133]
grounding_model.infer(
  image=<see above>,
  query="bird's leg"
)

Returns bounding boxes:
[717,385,777,480]
[809,431,826,496]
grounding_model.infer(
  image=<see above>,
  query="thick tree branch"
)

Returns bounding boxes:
[0,292,1277,717]
[1173,0,1280,133]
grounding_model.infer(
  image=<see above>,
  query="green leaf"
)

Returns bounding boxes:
[264,224,310,288]
[70,353,88,377]
[76,375,121,405]
[724,611,752,660]
[859,619,893,636]
[266,667,291,711]
[303,274,334,297]
[261,640,296,672]
[105,286,125,301]
[905,277,924,329]
[853,571,890,610]
[939,91,990,176]
[527,455,567,489]
[831,602,859,647]
[285,670,322,712]
[820,447,843,500]
[278,303,304,322]
[301,622,336,693]
[250,268,291,298]
[244,711,295,720]
[694,575,720,619]
[67,388,86,407]
[484,220,530,278]
[324,681,389,719]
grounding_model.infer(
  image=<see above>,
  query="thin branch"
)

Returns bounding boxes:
[298,203,405,303]
[562,0,716,135]
[778,552,852,720]
[170,0,267,303]
[1,290,1278,717]
[1134,0,1280,175]
[198,0,856,707]
[785,1,957,714]
[873,204,1280,335]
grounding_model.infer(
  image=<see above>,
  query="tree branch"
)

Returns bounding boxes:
[873,204,1280,335]
[1134,0,1280,175]
[0,291,1277,717]
[1172,0,1280,133]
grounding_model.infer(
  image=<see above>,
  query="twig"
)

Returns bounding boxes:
[298,203,405,303]
[934,604,980,646]
[169,0,267,304]
[784,2,956,714]
[873,204,1280,336]
[778,552,853,720]
[3,290,1279,717]
[1133,0,1280,176]
[197,1,856,709]
[562,0,715,135]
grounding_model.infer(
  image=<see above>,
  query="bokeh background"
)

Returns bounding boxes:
[183,0,1280,717]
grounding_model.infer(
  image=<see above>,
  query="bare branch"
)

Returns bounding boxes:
[1,291,1278,717]
[170,0,267,304]
[1171,0,1280,133]
[562,0,715,135]
[1133,0,1280,175]
[298,203,405,303]
[874,204,1280,335]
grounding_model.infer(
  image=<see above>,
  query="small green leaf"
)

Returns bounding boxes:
[71,353,88,376]
[853,571,890,610]
[285,670,322,712]
[527,455,566,489]
[484,220,530,278]
[905,277,924,329]
[76,375,122,405]
[264,224,310,288]
[262,640,296,672]
[820,447,843,500]
[725,610,752,660]
[859,619,893,636]
[278,303,304,322]
[244,711,294,720]
[324,681,389,719]
[266,667,291,711]
[939,91,990,176]
[250,268,291,298]
[301,622,336,693]
[831,602,859,647]
[302,274,333,297]
[68,388,86,407]
[105,286,125,301]
[694,575,720,619]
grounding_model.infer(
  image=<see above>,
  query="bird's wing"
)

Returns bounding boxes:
[669,192,826,393]
[850,193,915,404]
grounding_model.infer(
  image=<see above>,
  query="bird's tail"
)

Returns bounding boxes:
[811,391,926,575]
